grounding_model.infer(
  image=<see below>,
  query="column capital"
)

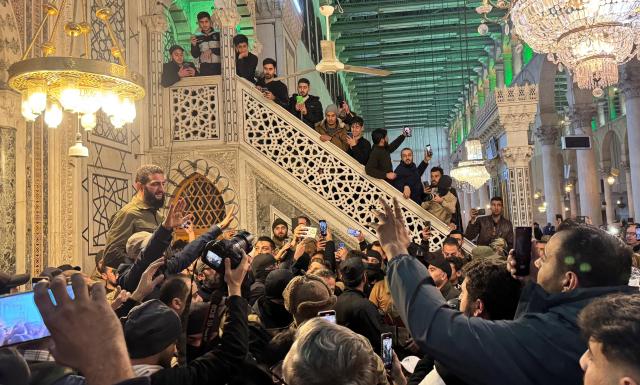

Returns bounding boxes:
[501,145,533,168]
[620,60,640,100]
[0,89,22,129]
[568,104,596,134]
[140,13,168,34]
[213,0,241,28]
[534,124,561,146]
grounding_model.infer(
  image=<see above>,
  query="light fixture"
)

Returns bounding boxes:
[450,140,491,190]
[565,183,573,193]
[537,204,547,213]
[7,1,145,157]
[533,191,541,200]
[607,175,616,186]
[616,199,622,205]
[564,207,569,212]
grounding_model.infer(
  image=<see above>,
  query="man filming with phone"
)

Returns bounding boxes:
[392,147,431,204]
[465,196,514,250]
[624,223,640,252]
[287,78,323,128]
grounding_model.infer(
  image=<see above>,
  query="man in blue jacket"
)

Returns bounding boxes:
[392,147,431,204]
[375,198,635,385]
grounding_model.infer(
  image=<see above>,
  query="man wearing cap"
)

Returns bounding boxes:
[288,78,323,128]
[161,45,197,88]
[427,252,460,301]
[271,218,289,250]
[103,164,166,269]
[251,269,294,331]
[233,34,257,83]
[335,257,392,354]
[314,104,351,151]
[0,270,30,295]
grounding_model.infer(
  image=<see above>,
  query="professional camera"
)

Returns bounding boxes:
[200,231,254,274]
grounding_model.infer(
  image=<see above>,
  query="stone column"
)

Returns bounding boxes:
[140,13,168,148]
[502,146,534,227]
[0,90,19,273]
[470,189,480,210]
[620,60,640,219]
[597,102,606,127]
[213,0,241,142]
[568,178,578,219]
[478,184,490,209]
[601,168,615,225]
[535,124,563,224]
[512,44,523,78]
[568,103,602,226]
[495,62,505,89]
[463,190,472,227]
[622,161,635,219]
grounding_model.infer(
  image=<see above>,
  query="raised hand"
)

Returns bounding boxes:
[372,198,410,260]
[219,206,237,230]
[131,259,166,302]
[163,198,192,230]
[110,286,131,311]
[225,248,251,297]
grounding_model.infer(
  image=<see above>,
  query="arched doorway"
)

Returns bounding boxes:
[170,172,226,240]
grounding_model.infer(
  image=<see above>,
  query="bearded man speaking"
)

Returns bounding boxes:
[103,164,167,268]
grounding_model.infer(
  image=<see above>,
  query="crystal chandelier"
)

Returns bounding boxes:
[476,0,640,97]
[450,140,491,190]
[8,0,145,157]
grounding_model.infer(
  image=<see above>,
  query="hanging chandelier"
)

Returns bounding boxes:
[476,0,640,97]
[450,140,491,190]
[7,0,145,157]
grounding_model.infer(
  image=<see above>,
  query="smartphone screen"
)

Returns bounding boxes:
[403,127,412,137]
[319,220,328,237]
[318,310,336,324]
[381,332,393,369]
[514,227,533,276]
[0,285,74,347]
[636,227,640,241]
[347,228,360,237]
[338,242,345,249]
[577,216,586,224]
[477,208,486,216]
[426,144,432,156]
[305,227,318,239]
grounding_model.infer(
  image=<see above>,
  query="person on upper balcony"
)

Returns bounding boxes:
[233,34,257,83]
[315,104,350,151]
[346,116,371,166]
[337,96,358,125]
[422,174,458,224]
[392,147,431,204]
[288,78,323,128]
[428,166,463,232]
[256,58,289,109]
[465,196,514,250]
[161,45,197,88]
[365,128,407,182]
[190,12,221,76]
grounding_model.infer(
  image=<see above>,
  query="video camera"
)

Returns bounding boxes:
[200,231,254,274]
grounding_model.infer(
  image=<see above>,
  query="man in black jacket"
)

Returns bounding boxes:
[287,78,323,128]
[256,58,289,109]
[365,128,407,182]
[465,196,513,250]
[392,147,431,204]
[346,116,371,166]
[233,34,257,83]
[377,200,635,385]
[191,12,221,76]
[335,257,392,355]
[161,45,197,87]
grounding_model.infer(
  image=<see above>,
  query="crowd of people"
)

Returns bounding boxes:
[1,162,639,385]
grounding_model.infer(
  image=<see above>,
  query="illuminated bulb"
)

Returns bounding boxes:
[80,113,97,131]
[78,89,102,114]
[21,100,39,121]
[110,115,126,129]
[564,207,569,211]
[607,175,615,185]
[592,88,604,98]
[101,91,120,116]
[533,191,541,200]
[44,103,63,128]
[485,204,490,209]
[477,23,489,36]
[27,88,47,114]
[59,86,81,111]
[616,199,622,205]
[120,97,136,123]
[537,204,547,213]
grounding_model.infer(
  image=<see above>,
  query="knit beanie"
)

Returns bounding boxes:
[339,257,366,288]
[325,104,338,115]
[427,252,452,279]
[252,253,277,284]
[265,269,295,302]
[471,245,498,259]
[124,299,181,359]
[271,218,289,232]
[284,275,337,325]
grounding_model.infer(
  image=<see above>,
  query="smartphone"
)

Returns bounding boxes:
[338,242,345,249]
[337,95,345,108]
[514,227,533,276]
[305,227,318,239]
[0,285,74,347]
[347,228,361,237]
[296,95,304,104]
[381,332,393,370]
[426,144,433,156]
[319,220,328,237]
[577,216,586,224]
[318,310,336,324]
[636,227,640,242]
[402,126,412,137]
[477,208,486,216]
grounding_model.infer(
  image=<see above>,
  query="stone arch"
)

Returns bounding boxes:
[601,130,622,170]
[166,158,239,231]
[0,1,22,85]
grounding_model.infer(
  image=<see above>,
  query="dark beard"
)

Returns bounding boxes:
[143,187,165,209]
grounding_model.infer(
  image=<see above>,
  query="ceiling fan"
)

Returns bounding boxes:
[274,5,392,81]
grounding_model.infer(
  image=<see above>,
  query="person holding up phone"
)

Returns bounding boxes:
[287,78,323,128]
[365,128,408,182]
[161,45,198,87]
[346,116,372,166]
[624,223,640,252]
[465,196,514,250]
[391,147,432,204]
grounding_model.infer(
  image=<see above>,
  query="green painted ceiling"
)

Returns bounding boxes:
[331,0,501,132]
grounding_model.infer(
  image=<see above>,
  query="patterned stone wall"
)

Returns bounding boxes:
[0,128,16,272]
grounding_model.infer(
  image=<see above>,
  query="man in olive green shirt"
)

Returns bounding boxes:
[103,165,167,268]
